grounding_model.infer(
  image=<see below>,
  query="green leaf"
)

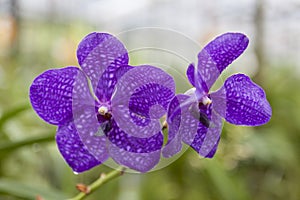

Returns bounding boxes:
[204,159,251,200]
[0,104,30,129]
[0,178,69,200]
[0,132,55,155]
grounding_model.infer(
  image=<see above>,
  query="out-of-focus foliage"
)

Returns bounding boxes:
[0,0,299,199]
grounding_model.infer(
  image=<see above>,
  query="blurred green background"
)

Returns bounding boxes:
[0,0,299,199]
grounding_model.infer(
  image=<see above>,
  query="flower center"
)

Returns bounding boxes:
[95,105,113,135]
[200,96,212,106]
[97,105,112,121]
[98,106,109,116]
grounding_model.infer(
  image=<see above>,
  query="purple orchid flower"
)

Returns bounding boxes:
[29,32,175,173]
[163,33,272,158]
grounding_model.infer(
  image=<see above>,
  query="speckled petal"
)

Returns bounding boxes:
[106,119,163,153]
[186,63,208,95]
[76,32,129,100]
[112,65,175,138]
[191,33,249,91]
[67,66,110,164]
[95,64,134,102]
[115,65,134,80]
[188,104,223,158]
[163,94,223,158]
[109,143,161,173]
[72,105,109,163]
[162,95,183,157]
[95,64,133,102]
[29,67,84,125]
[56,122,108,173]
[162,94,199,157]
[129,82,175,126]
[211,74,272,126]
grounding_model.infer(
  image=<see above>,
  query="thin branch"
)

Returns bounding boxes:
[0,132,55,154]
[68,166,126,200]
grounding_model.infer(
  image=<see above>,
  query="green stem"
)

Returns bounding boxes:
[68,167,126,200]
[0,104,30,129]
[0,132,55,154]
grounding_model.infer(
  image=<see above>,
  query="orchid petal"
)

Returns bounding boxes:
[56,122,108,173]
[211,74,272,126]
[163,93,223,158]
[115,65,134,81]
[77,32,129,101]
[186,63,208,96]
[112,65,175,138]
[109,143,161,173]
[106,119,163,153]
[188,104,223,158]
[190,33,249,92]
[163,94,199,157]
[71,74,110,163]
[29,67,85,125]
[129,82,174,126]
[72,105,110,163]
